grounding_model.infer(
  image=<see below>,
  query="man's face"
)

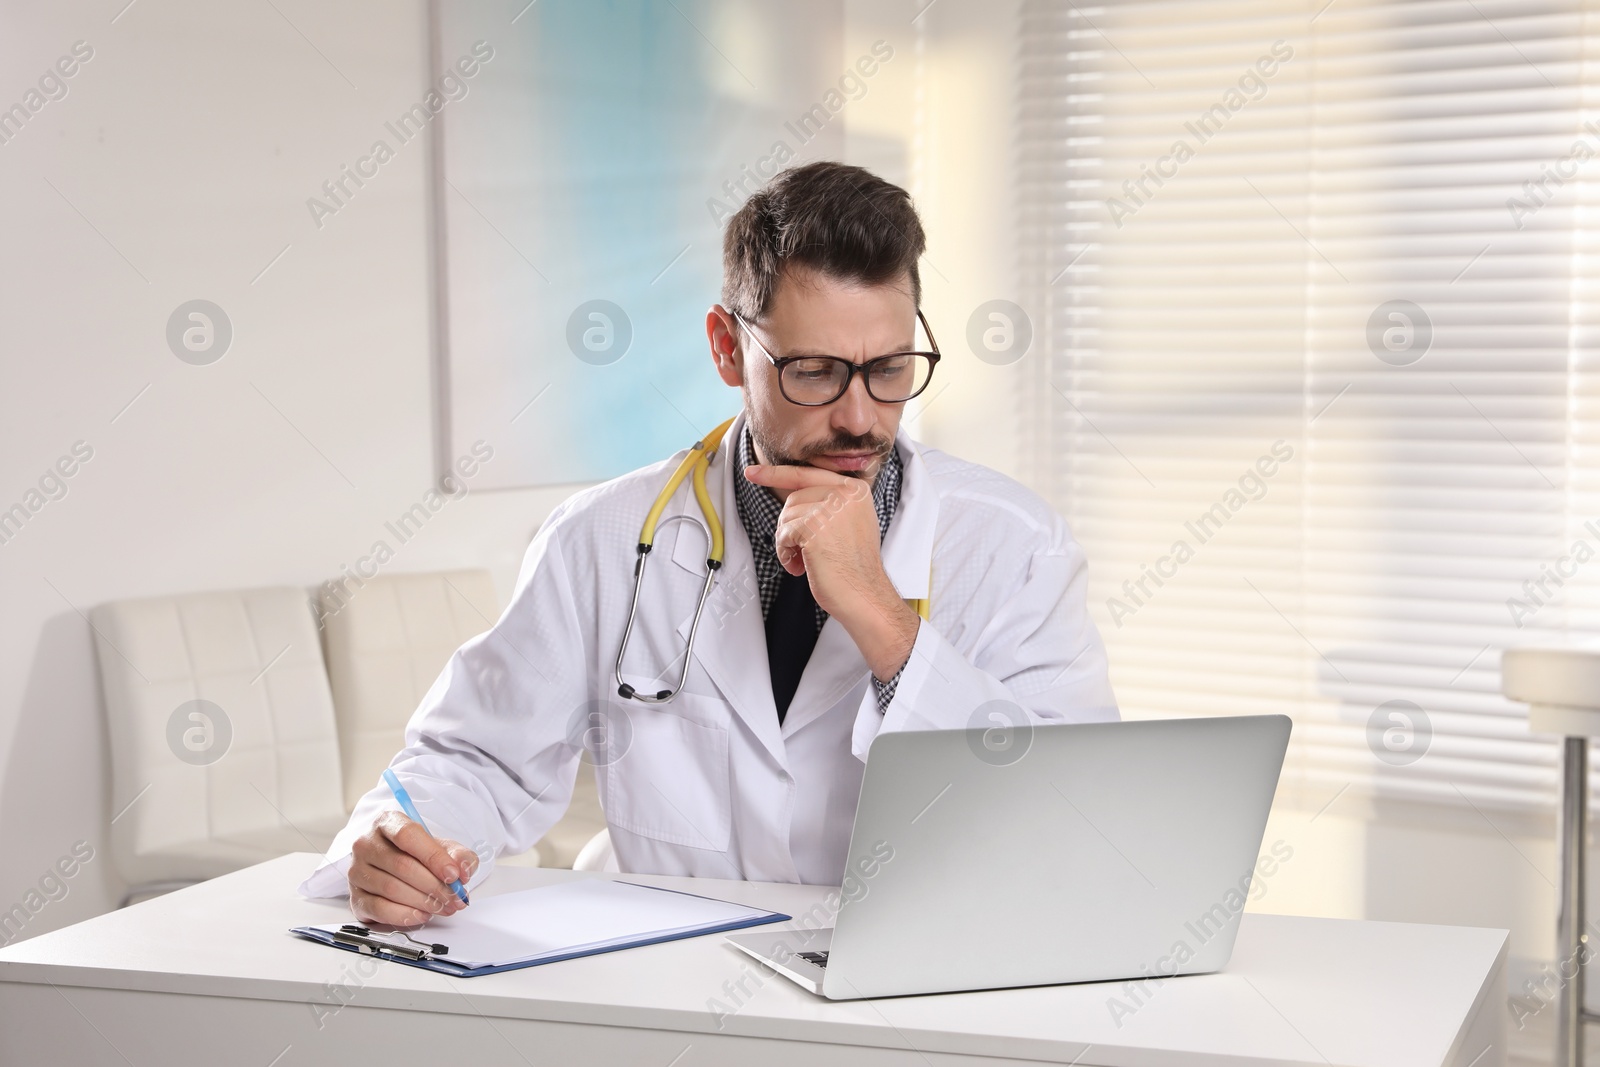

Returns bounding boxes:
[708,266,917,497]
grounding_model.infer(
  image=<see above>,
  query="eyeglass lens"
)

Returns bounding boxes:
[780,353,936,404]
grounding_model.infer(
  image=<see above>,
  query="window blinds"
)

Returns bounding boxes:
[1018,0,1600,813]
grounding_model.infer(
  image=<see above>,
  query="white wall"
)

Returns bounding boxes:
[842,0,1023,471]
[0,0,571,935]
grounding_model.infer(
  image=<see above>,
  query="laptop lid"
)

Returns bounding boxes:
[822,714,1292,999]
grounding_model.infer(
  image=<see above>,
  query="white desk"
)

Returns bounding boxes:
[0,853,1505,1067]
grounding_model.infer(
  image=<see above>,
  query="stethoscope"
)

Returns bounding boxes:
[614,415,930,704]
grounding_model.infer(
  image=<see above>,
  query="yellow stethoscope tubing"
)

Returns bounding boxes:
[615,415,931,705]
[637,416,736,557]
[618,417,737,703]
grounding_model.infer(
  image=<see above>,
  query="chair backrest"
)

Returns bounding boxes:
[318,570,500,811]
[90,587,345,882]
[572,828,620,872]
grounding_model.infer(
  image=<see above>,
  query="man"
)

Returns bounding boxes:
[299,162,1117,924]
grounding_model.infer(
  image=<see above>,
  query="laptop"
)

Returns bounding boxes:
[726,714,1292,1000]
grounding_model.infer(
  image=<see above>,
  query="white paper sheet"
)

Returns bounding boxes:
[314,879,774,969]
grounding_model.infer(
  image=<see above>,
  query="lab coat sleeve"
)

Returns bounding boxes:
[298,509,592,899]
[850,518,1118,762]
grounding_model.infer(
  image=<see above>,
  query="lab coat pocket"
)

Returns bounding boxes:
[601,698,731,852]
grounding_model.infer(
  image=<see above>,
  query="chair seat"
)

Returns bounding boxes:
[117,814,348,886]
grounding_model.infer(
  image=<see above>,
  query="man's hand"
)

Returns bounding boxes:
[348,811,478,926]
[744,463,920,681]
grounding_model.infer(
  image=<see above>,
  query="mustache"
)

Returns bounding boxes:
[795,432,892,463]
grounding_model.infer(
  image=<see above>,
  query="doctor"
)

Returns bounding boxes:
[299,161,1118,924]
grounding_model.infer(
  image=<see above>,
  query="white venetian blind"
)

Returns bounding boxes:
[1019,0,1600,813]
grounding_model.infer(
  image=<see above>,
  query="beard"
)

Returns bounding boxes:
[747,414,893,483]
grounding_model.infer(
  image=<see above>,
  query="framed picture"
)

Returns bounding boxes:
[430,0,864,490]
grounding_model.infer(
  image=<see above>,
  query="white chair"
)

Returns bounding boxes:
[91,587,348,906]
[317,570,501,813]
[573,828,619,872]
[317,569,608,869]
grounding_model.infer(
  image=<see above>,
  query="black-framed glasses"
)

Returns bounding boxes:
[733,310,942,407]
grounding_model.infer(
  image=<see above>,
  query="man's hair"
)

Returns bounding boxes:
[721,161,925,322]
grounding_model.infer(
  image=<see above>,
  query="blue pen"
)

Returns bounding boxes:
[382,768,470,906]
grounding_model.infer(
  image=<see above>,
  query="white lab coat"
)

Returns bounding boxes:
[299,410,1117,898]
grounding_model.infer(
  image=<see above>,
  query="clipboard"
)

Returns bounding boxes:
[290,878,789,978]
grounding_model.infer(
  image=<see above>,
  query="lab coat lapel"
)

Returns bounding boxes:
[669,412,789,772]
[879,427,939,603]
[777,427,940,738]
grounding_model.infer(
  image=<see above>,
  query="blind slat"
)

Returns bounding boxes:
[1019,0,1600,815]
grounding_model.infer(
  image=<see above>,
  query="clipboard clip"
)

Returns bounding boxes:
[331,924,450,962]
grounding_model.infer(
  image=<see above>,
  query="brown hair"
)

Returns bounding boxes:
[721,161,925,322]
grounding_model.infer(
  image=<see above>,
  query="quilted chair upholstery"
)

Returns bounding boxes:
[317,570,502,813]
[90,587,347,897]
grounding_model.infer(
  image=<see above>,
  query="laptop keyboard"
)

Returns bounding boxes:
[797,950,830,968]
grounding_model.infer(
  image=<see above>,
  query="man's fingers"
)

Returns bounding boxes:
[744,463,855,490]
[351,859,455,919]
[350,890,430,928]
[775,505,831,552]
[368,842,462,912]
[775,545,805,576]
[376,811,463,885]
[772,528,809,575]
[443,842,480,881]
[774,486,836,508]
[774,511,825,576]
